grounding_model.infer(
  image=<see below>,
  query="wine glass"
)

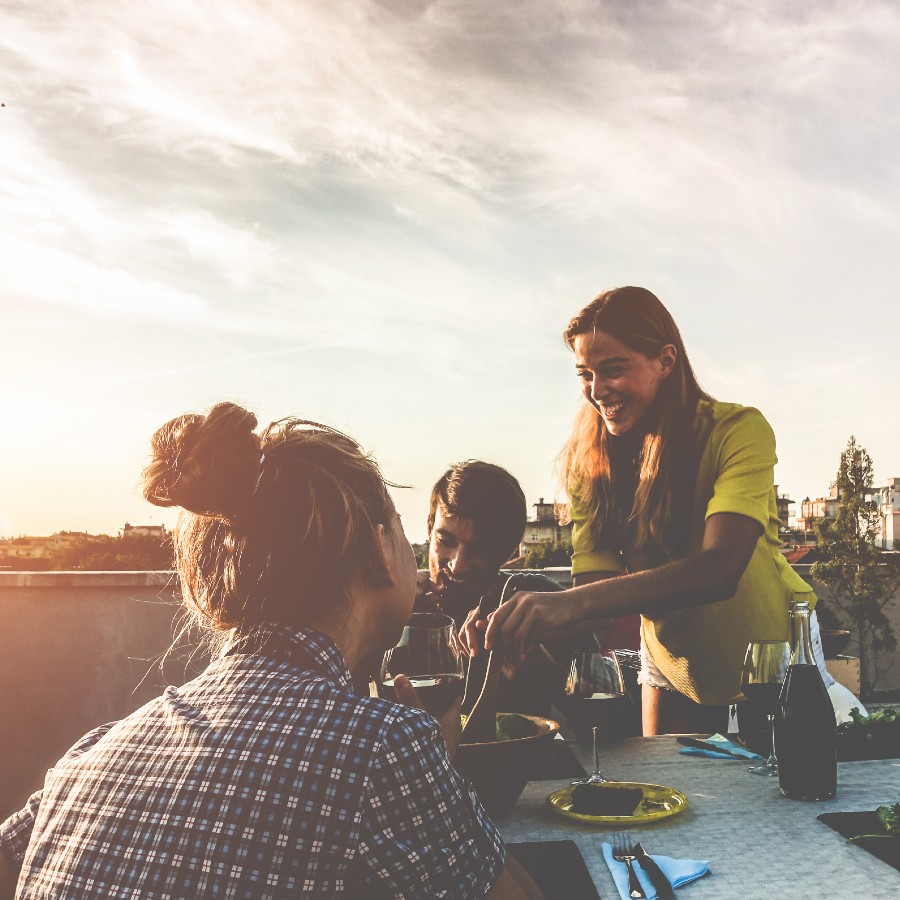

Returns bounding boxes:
[740,640,791,776]
[379,612,465,717]
[565,650,626,784]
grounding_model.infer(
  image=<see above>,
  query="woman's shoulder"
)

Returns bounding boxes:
[697,397,763,418]
[696,399,772,433]
[693,400,776,463]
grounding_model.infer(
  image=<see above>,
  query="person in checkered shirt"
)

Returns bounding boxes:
[0,402,542,900]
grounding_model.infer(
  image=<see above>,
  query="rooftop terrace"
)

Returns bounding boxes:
[2,567,897,822]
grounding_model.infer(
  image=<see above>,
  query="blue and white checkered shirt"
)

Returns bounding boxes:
[0,626,504,898]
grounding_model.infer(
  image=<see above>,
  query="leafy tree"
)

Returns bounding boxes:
[523,541,573,569]
[50,533,175,571]
[811,437,900,697]
[0,554,51,571]
[1,533,175,572]
[412,543,429,570]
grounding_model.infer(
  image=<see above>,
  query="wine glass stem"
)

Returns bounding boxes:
[766,714,777,770]
[590,725,605,781]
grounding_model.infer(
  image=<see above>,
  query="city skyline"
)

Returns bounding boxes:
[2,461,894,544]
[2,1,899,544]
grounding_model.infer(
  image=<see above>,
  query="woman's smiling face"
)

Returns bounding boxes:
[573,329,677,436]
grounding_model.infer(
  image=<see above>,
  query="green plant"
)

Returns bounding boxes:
[811,437,900,697]
[522,540,573,569]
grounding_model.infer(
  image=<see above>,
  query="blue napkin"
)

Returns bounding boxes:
[678,732,762,760]
[601,842,709,899]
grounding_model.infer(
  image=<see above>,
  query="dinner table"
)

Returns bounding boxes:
[494,730,900,899]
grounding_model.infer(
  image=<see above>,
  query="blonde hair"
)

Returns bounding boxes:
[143,401,395,632]
[560,287,712,556]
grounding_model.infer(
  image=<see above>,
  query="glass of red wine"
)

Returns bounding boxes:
[379,612,465,718]
[565,650,626,784]
[740,640,791,776]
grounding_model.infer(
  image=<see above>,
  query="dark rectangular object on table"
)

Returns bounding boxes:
[570,784,644,816]
[818,812,900,872]
[507,840,601,900]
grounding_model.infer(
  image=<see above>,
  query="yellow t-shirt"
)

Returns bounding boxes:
[570,399,815,705]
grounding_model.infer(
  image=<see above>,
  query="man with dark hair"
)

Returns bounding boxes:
[418,460,527,626]
[417,461,566,718]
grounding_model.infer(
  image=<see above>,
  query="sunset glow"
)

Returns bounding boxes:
[2,0,898,542]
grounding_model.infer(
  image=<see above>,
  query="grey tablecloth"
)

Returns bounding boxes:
[496,734,900,899]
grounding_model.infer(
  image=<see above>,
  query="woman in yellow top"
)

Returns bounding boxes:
[471,286,832,734]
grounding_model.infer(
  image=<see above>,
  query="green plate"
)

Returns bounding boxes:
[546,781,689,825]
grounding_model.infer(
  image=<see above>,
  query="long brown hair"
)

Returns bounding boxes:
[560,286,712,557]
[143,402,396,633]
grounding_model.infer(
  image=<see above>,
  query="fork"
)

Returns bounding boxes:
[612,831,645,899]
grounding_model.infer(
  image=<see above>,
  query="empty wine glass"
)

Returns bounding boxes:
[565,650,626,784]
[379,612,465,717]
[740,640,791,776]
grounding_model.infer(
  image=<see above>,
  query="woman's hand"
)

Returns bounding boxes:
[392,673,462,762]
[483,589,582,667]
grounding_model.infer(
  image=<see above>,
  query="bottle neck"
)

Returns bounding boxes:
[789,606,816,666]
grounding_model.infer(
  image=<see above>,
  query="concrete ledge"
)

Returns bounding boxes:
[0,571,201,818]
[0,570,175,588]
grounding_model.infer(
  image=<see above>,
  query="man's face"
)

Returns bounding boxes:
[427,506,501,602]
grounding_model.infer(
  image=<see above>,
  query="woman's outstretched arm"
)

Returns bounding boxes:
[480,511,762,665]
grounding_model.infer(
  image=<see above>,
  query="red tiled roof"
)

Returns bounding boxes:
[782,547,817,564]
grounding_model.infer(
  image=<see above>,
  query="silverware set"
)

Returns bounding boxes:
[611,832,674,898]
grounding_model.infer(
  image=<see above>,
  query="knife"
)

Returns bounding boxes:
[633,842,674,899]
[676,736,749,760]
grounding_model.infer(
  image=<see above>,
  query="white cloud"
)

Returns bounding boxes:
[0,234,210,322]
[145,208,278,292]
[2,0,900,537]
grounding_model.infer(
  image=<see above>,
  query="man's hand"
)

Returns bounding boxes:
[415,571,440,610]
[459,604,488,657]
[392,674,462,762]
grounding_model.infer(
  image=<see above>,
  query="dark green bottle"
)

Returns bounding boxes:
[774,600,837,800]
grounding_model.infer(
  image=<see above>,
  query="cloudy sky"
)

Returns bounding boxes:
[2,0,898,543]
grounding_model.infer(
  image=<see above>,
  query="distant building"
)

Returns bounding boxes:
[0,537,48,560]
[0,531,100,560]
[519,498,572,556]
[792,482,840,546]
[120,523,168,540]
[774,486,795,544]
[873,477,900,550]
[784,476,900,551]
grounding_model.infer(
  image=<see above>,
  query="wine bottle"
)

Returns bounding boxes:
[774,600,837,800]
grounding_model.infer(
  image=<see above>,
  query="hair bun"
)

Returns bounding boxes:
[143,402,260,519]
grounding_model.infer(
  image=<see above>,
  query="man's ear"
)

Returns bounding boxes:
[373,523,396,586]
